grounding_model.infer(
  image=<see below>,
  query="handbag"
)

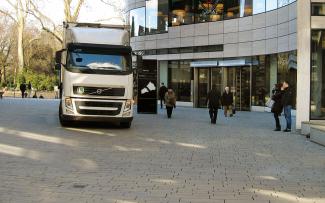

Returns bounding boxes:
[266,99,275,108]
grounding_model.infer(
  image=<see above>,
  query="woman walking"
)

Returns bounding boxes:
[221,87,234,117]
[271,83,283,131]
[165,88,176,118]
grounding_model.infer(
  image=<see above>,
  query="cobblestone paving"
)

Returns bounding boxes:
[0,98,324,203]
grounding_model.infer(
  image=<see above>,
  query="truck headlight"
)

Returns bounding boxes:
[65,98,73,109]
[124,99,133,112]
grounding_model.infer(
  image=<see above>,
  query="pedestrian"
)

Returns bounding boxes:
[164,88,176,118]
[20,83,26,98]
[206,84,221,124]
[281,81,293,132]
[271,83,283,131]
[27,82,32,98]
[158,83,168,109]
[221,86,234,117]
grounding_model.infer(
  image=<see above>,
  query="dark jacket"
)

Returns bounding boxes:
[20,83,26,92]
[221,91,233,106]
[271,89,283,114]
[207,89,221,109]
[159,86,167,99]
[281,87,294,106]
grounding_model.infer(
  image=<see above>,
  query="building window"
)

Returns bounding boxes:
[253,0,265,14]
[168,61,192,102]
[311,3,325,16]
[169,0,194,26]
[251,55,270,106]
[277,51,297,108]
[146,0,168,34]
[311,30,325,119]
[130,7,146,37]
[195,0,224,23]
[240,0,253,17]
[266,0,277,11]
[278,0,288,8]
[224,0,240,19]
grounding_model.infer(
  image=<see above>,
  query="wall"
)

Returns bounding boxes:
[126,1,297,61]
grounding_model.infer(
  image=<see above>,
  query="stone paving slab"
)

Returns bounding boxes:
[0,98,324,203]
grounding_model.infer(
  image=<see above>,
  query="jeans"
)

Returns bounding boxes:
[166,106,173,118]
[283,105,292,130]
[160,98,164,108]
[209,108,218,124]
[273,112,281,129]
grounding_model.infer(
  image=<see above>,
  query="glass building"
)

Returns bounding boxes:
[126,0,325,128]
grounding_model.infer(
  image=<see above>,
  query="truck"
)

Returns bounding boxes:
[55,22,133,128]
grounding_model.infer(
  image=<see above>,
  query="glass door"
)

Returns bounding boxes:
[226,67,251,111]
[239,67,251,111]
[211,68,223,94]
[198,68,209,107]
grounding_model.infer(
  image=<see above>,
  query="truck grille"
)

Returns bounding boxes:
[73,86,125,97]
[75,100,122,116]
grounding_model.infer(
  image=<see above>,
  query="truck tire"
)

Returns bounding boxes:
[120,122,131,128]
[59,102,70,127]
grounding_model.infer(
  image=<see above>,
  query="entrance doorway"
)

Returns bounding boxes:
[196,67,251,111]
[225,67,251,111]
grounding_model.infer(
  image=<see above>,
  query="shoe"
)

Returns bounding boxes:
[274,128,281,131]
[283,129,291,132]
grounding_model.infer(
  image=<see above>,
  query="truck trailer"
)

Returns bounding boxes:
[55,22,133,128]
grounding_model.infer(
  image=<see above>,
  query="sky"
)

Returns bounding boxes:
[0,0,125,26]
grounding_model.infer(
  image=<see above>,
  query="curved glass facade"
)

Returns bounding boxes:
[130,0,296,36]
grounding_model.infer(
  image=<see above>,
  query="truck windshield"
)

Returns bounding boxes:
[67,49,131,74]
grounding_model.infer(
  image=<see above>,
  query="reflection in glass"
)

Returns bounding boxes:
[311,3,325,16]
[169,0,194,26]
[311,30,325,119]
[224,0,240,19]
[130,7,145,37]
[252,56,270,106]
[253,0,265,14]
[266,0,277,11]
[240,0,253,17]
[198,68,209,107]
[196,0,224,23]
[278,0,288,8]
[277,51,297,108]
[146,0,168,34]
[168,61,192,102]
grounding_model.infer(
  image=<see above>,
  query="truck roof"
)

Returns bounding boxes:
[64,22,130,47]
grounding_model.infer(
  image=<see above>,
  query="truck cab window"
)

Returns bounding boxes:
[67,50,131,74]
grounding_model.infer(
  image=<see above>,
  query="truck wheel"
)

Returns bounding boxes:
[59,102,70,127]
[120,122,131,128]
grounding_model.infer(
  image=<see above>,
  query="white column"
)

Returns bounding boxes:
[296,0,311,129]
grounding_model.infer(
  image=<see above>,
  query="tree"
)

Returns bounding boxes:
[29,0,86,44]
[0,0,31,73]
[100,0,126,24]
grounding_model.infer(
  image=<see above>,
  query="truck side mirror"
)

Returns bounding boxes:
[55,63,61,70]
[55,50,62,64]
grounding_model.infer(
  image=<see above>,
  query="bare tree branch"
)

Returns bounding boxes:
[28,1,63,43]
[0,9,17,22]
[72,0,85,22]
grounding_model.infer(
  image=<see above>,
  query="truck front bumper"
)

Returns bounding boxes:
[61,114,133,123]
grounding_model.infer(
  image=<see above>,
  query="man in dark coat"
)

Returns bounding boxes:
[206,85,221,124]
[158,83,168,109]
[281,81,294,132]
[20,83,26,98]
[271,83,283,131]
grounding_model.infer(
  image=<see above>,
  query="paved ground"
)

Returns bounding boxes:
[0,98,324,203]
